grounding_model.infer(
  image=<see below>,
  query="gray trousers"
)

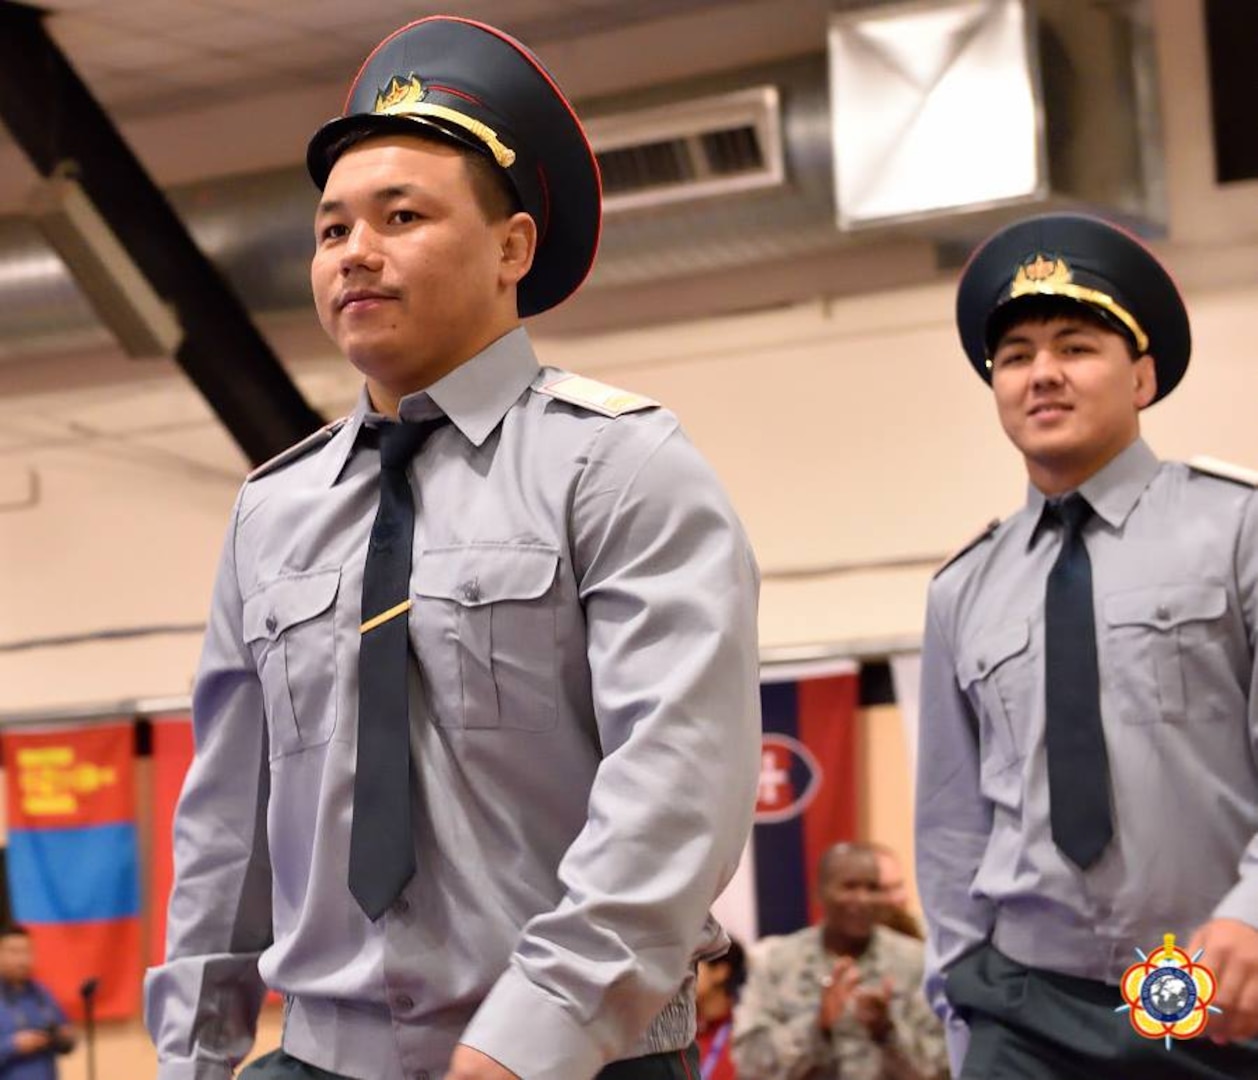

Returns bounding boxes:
[239,1045,701,1080]
[947,944,1258,1079]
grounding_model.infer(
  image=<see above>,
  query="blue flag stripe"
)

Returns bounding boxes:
[7,824,139,924]
[755,681,810,937]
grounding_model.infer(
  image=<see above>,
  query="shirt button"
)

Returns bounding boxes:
[392,897,410,915]
[265,613,278,634]
[395,994,414,1011]
[976,658,987,673]
[1155,605,1171,621]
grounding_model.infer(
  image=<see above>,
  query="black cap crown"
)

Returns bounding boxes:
[956,213,1190,404]
[307,16,601,317]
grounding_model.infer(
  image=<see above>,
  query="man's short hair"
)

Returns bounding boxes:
[0,924,29,939]
[987,295,1142,360]
[324,128,523,223]
[818,840,877,885]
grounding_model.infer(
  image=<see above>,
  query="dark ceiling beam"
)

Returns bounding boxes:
[0,0,324,465]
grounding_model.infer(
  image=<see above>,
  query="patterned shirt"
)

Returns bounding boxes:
[732,926,949,1080]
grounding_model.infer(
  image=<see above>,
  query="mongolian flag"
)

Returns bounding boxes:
[148,713,195,968]
[752,668,860,936]
[2,720,141,1020]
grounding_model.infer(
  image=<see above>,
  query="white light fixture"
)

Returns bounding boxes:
[27,162,182,358]
[829,0,1042,230]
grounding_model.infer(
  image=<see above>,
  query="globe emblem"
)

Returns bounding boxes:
[1141,968,1197,1023]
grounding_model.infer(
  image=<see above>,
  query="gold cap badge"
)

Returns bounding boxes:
[999,250,1149,355]
[373,74,427,116]
[367,72,517,169]
[1010,253,1072,296]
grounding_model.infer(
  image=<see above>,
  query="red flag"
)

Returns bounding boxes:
[2,721,141,1020]
[149,715,195,968]
[753,671,861,936]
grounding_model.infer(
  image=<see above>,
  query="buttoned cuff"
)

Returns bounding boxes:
[459,966,605,1080]
[154,1059,235,1080]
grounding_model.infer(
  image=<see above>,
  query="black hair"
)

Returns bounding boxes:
[715,937,748,999]
[0,925,29,939]
[324,126,522,222]
[986,295,1141,360]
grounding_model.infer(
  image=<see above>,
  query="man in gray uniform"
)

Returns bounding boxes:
[916,212,1258,1078]
[144,17,761,1080]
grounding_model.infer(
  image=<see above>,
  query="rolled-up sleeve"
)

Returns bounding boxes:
[462,412,762,1079]
[144,491,273,1080]
[915,592,995,1075]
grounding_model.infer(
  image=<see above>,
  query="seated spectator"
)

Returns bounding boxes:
[872,843,924,940]
[732,843,948,1080]
[0,924,75,1080]
[696,938,746,1080]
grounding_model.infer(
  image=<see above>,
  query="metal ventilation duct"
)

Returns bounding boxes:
[0,2,1165,358]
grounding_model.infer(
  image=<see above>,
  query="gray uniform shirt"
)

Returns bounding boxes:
[143,328,762,1080]
[732,925,948,1080]
[916,437,1258,1069]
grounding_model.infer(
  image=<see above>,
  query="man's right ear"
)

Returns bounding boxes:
[498,213,537,287]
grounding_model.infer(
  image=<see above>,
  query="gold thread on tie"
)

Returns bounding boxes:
[360,599,413,635]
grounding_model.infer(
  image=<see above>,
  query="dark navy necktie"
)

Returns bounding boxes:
[1044,493,1113,869]
[349,417,446,920]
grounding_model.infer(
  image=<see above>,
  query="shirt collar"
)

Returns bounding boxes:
[316,327,540,487]
[399,326,539,446]
[1026,436,1160,547]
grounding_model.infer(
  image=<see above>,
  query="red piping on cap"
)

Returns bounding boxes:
[341,14,602,304]
[425,83,484,106]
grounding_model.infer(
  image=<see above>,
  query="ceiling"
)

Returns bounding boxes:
[36,0,765,122]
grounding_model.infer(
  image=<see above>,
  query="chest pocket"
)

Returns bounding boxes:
[243,568,341,759]
[413,545,560,731]
[956,618,1032,810]
[1104,582,1229,724]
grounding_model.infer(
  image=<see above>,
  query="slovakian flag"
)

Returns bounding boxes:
[148,714,195,969]
[751,667,860,937]
[2,721,141,1020]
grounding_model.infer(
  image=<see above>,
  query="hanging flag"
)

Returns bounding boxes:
[149,713,195,968]
[751,666,860,937]
[2,720,141,1020]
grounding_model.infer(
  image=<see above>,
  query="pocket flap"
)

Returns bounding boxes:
[414,545,559,606]
[957,618,1030,688]
[1104,582,1226,630]
[243,568,341,642]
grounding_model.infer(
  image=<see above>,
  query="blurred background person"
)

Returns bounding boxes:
[0,925,75,1080]
[696,938,747,1080]
[732,842,948,1080]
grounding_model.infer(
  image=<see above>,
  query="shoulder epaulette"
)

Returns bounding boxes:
[537,373,658,418]
[246,418,349,482]
[933,518,1001,579]
[1187,455,1258,488]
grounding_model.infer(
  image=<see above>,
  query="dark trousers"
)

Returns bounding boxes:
[240,1044,701,1079]
[946,944,1258,1079]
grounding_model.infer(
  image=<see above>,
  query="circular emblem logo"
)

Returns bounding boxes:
[1119,934,1218,1046]
[754,734,821,824]
[1140,967,1197,1023]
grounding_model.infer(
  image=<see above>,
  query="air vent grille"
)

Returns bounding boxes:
[585,86,784,213]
